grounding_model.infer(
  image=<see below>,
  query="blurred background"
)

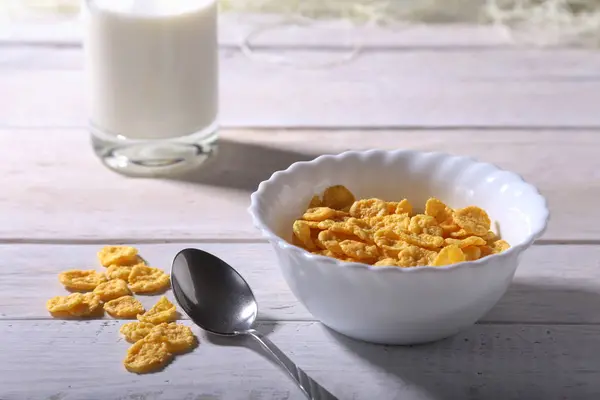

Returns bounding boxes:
[4,0,600,48]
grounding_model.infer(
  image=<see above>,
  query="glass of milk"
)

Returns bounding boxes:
[83,0,219,177]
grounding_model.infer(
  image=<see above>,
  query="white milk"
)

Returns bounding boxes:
[84,0,218,140]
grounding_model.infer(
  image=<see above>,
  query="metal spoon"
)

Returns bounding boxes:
[171,248,338,400]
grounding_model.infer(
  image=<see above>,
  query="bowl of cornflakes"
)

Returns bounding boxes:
[249,150,549,345]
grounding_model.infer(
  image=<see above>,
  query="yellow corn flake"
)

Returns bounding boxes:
[97,245,139,267]
[322,185,356,210]
[453,206,491,236]
[425,198,453,223]
[46,293,84,316]
[481,231,499,243]
[463,246,482,261]
[308,195,322,208]
[369,214,410,232]
[491,240,511,253]
[317,230,355,255]
[316,249,337,258]
[444,236,486,248]
[93,279,131,302]
[46,292,103,318]
[449,229,471,239]
[104,295,145,319]
[58,269,107,291]
[128,265,171,294]
[123,336,173,374]
[432,245,466,267]
[302,207,347,222]
[395,231,444,250]
[146,323,197,354]
[329,218,374,244]
[339,240,379,261]
[303,220,323,229]
[395,199,413,215]
[374,258,399,267]
[480,245,494,257]
[440,219,462,237]
[292,220,317,250]
[138,296,178,325]
[386,202,399,214]
[349,198,389,219]
[106,265,134,281]
[408,214,443,237]
[291,188,507,267]
[397,246,438,267]
[120,321,156,343]
[310,230,326,250]
[373,229,411,257]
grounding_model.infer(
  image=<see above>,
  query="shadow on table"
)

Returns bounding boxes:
[323,280,600,400]
[203,319,285,366]
[488,281,600,323]
[172,139,317,192]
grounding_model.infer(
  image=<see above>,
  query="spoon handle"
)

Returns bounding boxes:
[248,329,338,400]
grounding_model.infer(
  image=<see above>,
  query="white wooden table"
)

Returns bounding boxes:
[2,16,600,400]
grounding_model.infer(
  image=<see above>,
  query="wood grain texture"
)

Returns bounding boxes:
[2,47,600,128]
[0,129,597,241]
[1,320,599,400]
[2,243,600,324]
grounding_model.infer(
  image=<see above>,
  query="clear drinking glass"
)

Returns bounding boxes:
[83,0,219,177]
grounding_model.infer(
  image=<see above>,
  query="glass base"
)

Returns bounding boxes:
[90,122,219,178]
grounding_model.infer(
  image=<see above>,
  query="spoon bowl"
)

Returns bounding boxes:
[171,248,257,336]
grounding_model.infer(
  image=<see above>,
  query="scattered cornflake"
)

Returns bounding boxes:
[120,321,156,343]
[123,336,173,374]
[46,292,103,318]
[137,296,177,324]
[93,279,131,302]
[104,295,145,319]
[106,265,134,282]
[97,246,139,267]
[47,247,198,374]
[128,265,170,294]
[146,322,197,354]
[58,269,107,291]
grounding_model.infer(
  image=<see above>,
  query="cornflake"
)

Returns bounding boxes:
[106,265,134,282]
[123,336,173,374]
[46,292,103,318]
[93,279,131,302]
[322,185,355,210]
[120,321,156,343]
[432,245,466,267]
[291,186,510,268]
[98,246,139,267]
[453,206,491,236]
[146,322,197,354]
[349,199,388,219]
[104,295,145,319]
[128,265,170,294]
[59,269,107,291]
[137,296,177,324]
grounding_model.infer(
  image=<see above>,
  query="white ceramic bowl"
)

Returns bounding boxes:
[248,150,549,345]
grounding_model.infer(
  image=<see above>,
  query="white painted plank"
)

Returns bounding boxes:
[2,243,600,324]
[0,129,597,241]
[0,320,598,400]
[2,15,512,48]
[2,48,600,128]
